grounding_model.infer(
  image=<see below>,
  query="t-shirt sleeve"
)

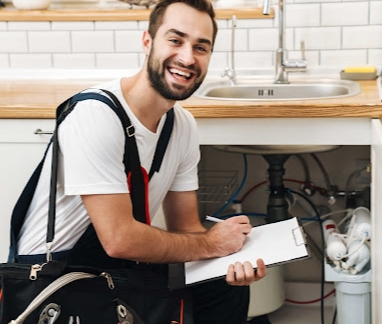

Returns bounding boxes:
[58,99,129,196]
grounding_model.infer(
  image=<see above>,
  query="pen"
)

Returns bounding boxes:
[205,215,224,223]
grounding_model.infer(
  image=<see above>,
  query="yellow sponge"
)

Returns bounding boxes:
[344,66,376,73]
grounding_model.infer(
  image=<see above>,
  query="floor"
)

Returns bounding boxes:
[266,305,336,324]
[247,281,337,324]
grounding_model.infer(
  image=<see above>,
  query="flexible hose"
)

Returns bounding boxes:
[213,154,248,216]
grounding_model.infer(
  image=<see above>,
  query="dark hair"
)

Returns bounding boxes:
[148,0,218,49]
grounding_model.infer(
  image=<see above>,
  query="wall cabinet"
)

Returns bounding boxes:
[0,116,381,322]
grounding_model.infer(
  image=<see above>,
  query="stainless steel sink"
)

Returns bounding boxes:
[194,78,361,101]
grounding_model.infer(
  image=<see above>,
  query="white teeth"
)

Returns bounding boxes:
[169,68,191,78]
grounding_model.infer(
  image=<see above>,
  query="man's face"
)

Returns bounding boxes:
[146,3,214,101]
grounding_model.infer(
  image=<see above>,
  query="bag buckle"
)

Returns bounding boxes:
[126,125,135,137]
[117,304,134,324]
[38,303,61,324]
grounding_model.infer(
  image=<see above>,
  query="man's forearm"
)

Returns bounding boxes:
[83,194,251,264]
[103,220,216,263]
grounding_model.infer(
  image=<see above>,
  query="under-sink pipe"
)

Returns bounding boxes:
[310,153,336,205]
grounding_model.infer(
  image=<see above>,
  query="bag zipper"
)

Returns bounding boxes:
[101,272,115,289]
[29,263,46,280]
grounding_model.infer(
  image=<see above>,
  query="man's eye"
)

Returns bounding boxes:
[170,39,181,44]
[196,46,208,53]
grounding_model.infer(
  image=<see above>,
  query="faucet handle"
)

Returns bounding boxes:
[283,40,307,70]
[300,40,306,62]
[221,67,230,78]
[221,67,237,85]
[284,60,307,69]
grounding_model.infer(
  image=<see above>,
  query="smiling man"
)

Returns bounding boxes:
[13,0,266,323]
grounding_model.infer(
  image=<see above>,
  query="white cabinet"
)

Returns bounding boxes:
[0,119,54,262]
[196,118,372,146]
[371,119,382,324]
[1,116,381,322]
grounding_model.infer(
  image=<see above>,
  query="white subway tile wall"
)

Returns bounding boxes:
[370,1,382,24]
[0,0,381,70]
[53,53,96,69]
[10,54,53,69]
[52,21,95,31]
[0,54,9,68]
[370,49,382,63]
[29,31,71,53]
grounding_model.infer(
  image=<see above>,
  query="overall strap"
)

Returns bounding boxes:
[148,106,174,180]
[8,145,51,262]
[46,92,126,251]
[99,89,174,225]
[99,89,175,181]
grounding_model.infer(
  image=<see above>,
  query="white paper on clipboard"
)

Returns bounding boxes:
[169,217,309,289]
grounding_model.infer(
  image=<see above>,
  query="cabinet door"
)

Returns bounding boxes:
[371,118,382,324]
[0,119,54,262]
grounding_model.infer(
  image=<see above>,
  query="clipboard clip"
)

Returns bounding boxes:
[292,226,307,246]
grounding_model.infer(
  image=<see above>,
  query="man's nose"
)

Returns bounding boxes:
[178,45,195,66]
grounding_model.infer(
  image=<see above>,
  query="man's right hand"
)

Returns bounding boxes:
[206,216,252,258]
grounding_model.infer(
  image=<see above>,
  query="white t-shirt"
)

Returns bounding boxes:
[17,79,200,255]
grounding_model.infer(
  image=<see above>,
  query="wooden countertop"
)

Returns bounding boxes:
[0,78,381,119]
[0,4,274,21]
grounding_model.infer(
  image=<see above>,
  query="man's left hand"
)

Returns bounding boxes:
[226,258,266,286]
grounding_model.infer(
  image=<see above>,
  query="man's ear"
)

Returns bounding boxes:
[142,30,152,55]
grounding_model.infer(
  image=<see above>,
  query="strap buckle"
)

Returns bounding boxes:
[126,125,135,137]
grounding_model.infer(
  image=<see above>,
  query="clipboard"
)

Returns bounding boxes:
[168,217,309,290]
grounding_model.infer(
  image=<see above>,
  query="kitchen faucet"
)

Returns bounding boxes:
[221,15,237,86]
[264,0,308,84]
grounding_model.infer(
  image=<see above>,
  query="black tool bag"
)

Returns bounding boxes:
[0,90,186,324]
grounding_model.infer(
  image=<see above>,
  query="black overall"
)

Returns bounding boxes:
[5,91,250,324]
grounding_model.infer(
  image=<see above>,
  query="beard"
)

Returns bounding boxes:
[147,49,206,101]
